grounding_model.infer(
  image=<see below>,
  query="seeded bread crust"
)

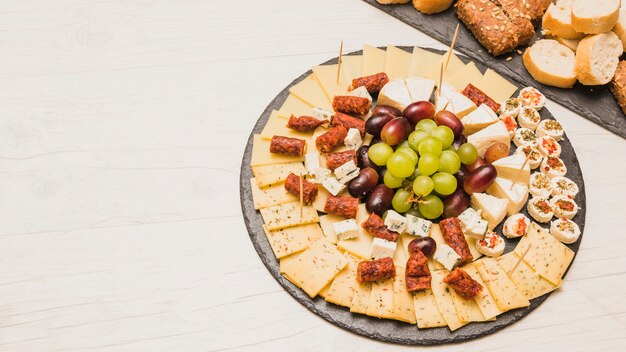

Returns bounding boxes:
[497,0,552,23]
[610,61,626,114]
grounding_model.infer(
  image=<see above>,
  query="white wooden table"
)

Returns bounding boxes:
[0,1,625,351]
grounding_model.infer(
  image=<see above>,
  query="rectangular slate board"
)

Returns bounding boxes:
[362,0,626,139]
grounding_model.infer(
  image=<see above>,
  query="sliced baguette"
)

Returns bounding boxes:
[542,0,585,40]
[523,40,577,88]
[571,0,620,34]
[412,0,453,14]
[551,36,582,51]
[575,32,624,85]
[613,9,626,52]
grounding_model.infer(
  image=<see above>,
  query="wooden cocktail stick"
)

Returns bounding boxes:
[436,24,460,109]
[509,155,530,190]
[509,244,532,275]
[336,40,344,84]
[299,172,304,219]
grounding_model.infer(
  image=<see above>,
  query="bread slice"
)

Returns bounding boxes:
[523,40,577,88]
[412,0,453,14]
[572,0,620,34]
[613,9,626,53]
[575,32,624,85]
[542,0,585,40]
[610,61,626,114]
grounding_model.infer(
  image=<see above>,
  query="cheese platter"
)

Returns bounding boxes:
[240,45,586,344]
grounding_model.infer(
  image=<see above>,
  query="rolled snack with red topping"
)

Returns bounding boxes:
[357,257,396,283]
[316,125,348,153]
[332,95,371,116]
[362,213,399,242]
[443,268,483,300]
[324,195,359,219]
[349,72,390,94]
[405,249,431,292]
[286,114,325,132]
[462,83,501,113]
[332,112,366,136]
[284,173,318,205]
[439,217,473,265]
[270,135,306,156]
[326,150,357,171]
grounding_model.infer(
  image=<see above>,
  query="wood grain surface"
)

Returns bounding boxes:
[0,1,625,351]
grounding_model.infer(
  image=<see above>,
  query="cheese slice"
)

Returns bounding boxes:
[430,270,467,331]
[312,185,330,213]
[313,64,350,101]
[337,204,374,259]
[437,88,477,119]
[466,236,483,261]
[470,193,507,230]
[251,134,305,167]
[409,47,443,78]
[405,77,436,102]
[492,153,531,185]
[378,79,412,112]
[450,287,487,323]
[260,201,319,231]
[462,262,504,320]
[476,258,530,311]
[325,256,359,308]
[467,121,510,158]
[393,241,407,268]
[487,177,529,216]
[341,55,363,82]
[446,62,484,91]
[393,267,417,324]
[252,162,306,188]
[496,252,562,300]
[476,69,518,103]
[366,277,395,319]
[363,44,387,76]
[350,282,372,314]
[461,104,499,136]
[289,74,333,111]
[277,94,314,119]
[385,46,412,80]
[319,213,345,244]
[514,222,575,285]
[250,177,297,209]
[423,51,466,83]
[261,110,314,141]
[263,223,324,259]
[317,282,332,299]
[413,289,447,328]
[427,224,446,271]
[279,237,348,298]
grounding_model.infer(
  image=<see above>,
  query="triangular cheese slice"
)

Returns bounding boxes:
[492,153,530,185]
[487,177,529,216]
[378,79,412,112]
[461,104,499,136]
[470,193,507,230]
[405,77,435,102]
[467,121,510,158]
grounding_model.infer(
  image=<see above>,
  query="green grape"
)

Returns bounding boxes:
[418,136,443,157]
[407,167,420,181]
[418,194,444,219]
[397,141,410,150]
[406,208,423,218]
[392,189,413,213]
[413,175,434,197]
[386,153,415,178]
[408,130,430,152]
[382,210,389,220]
[368,143,394,166]
[457,143,478,165]
[383,170,405,189]
[417,153,439,176]
[432,172,457,196]
[416,119,437,133]
[438,150,461,174]
[396,147,418,165]
[431,125,455,149]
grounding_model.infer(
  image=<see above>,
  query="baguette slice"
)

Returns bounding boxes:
[610,61,626,114]
[575,32,623,85]
[412,0,453,14]
[542,0,585,40]
[545,35,581,51]
[613,10,626,53]
[523,40,577,88]
[571,0,620,34]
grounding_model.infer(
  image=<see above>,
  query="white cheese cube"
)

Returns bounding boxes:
[321,176,345,196]
[458,208,482,230]
[405,214,432,237]
[370,237,397,259]
[384,210,407,234]
[344,128,362,150]
[334,160,358,180]
[311,167,331,184]
[304,152,320,175]
[338,168,359,184]
[312,107,333,124]
[465,219,488,239]
[348,86,373,103]
[333,219,359,241]
[433,243,462,271]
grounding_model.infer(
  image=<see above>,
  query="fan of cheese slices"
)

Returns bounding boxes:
[247,45,580,332]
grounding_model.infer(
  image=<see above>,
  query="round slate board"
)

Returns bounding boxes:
[239,47,586,345]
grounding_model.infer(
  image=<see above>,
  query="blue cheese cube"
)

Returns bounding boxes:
[334,160,358,180]
[304,152,320,175]
[370,237,397,259]
[458,208,482,230]
[312,167,331,184]
[321,176,345,196]
[465,219,488,239]
[312,107,333,124]
[405,215,432,237]
[338,169,359,184]
[383,210,406,234]
[433,243,462,271]
[344,128,362,150]
[333,219,359,241]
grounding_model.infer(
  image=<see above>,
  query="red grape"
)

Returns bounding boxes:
[356,145,379,171]
[443,189,470,218]
[466,156,488,172]
[366,184,394,215]
[484,142,510,163]
[381,118,411,146]
[403,101,435,127]
[434,110,464,138]
[408,237,437,257]
[463,164,497,194]
[348,167,379,198]
[365,113,394,137]
[372,105,402,117]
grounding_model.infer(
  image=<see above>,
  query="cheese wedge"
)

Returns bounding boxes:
[492,153,531,185]
[363,44,387,76]
[405,77,436,102]
[378,79,412,112]
[476,69,518,103]
[341,55,363,82]
[438,91,477,118]
[467,121,510,158]
[487,178,530,216]
[461,104,499,136]
[409,47,443,78]
[385,46,412,80]
[470,193,507,230]
[446,62,484,91]
[289,74,333,112]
